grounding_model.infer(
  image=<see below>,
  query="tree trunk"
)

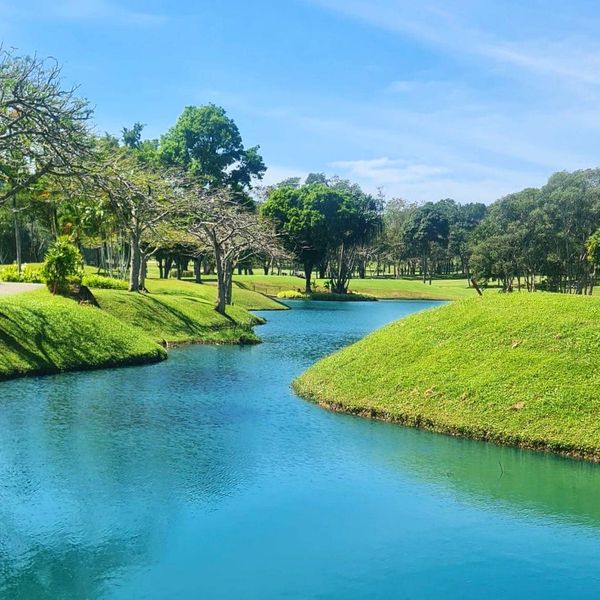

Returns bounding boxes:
[304,262,313,293]
[129,234,141,292]
[225,262,234,305]
[139,256,148,291]
[193,257,202,283]
[13,197,22,273]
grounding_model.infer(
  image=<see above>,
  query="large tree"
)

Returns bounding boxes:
[158,104,266,191]
[0,49,93,270]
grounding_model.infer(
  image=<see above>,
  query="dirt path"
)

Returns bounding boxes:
[0,283,43,296]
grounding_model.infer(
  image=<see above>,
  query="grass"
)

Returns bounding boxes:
[294,292,600,461]
[0,274,285,380]
[234,274,478,300]
[94,288,264,345]
[0,289,166,380]
[89,276,286,345]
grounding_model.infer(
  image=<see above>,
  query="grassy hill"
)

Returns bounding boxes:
[0,291,166,380]
[294,293,600,461]
[0,277,285,380]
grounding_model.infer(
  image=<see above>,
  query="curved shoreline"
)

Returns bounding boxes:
[292,387,600,463]
[293,293,600,463]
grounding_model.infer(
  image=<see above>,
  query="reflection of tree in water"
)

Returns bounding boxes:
[0,354,257,597]
[357,420,600,527]
[0,533,150,599]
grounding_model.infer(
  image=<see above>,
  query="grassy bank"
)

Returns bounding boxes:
[0,277,285,380]
[294,293,600,461]
[234,274,476,300]
[0,290,166,380]
[91,277,286,345]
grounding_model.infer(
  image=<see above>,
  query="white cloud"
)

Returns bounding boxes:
[331,157,451,184]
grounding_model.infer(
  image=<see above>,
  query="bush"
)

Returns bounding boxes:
[41,238,84,295]
[82,274,128,290]
[0,264,43,283]
[0,265,22,282]
[276,289,377,301]
[277,290,309,299]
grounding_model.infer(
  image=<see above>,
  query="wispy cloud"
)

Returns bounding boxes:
[2,0,166,27]
[308,0,600,88]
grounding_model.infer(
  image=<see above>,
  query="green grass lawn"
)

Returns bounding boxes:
[0,275,285,380]
[89,276,286,345]
[0,290,166,379]
[294,292,600,460]
[94,287,264,345]
[233,274,478,300]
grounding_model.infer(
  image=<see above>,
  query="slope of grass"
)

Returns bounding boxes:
[94,288,264,345]
[143,277,287,311]
[0,290,166,380]
[234,274,476,300]
[294,293,600,461]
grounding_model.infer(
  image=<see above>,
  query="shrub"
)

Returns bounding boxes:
[277,290,309,299]
[0,264,43,283]
[0,265,22,282]
[41,238,84,295]
[82,274,128,290]
[276,289,376,301]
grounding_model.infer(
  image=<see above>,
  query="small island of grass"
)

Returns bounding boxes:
[293,293,600,461]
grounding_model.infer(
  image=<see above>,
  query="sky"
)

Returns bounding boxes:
[1,0,600,203]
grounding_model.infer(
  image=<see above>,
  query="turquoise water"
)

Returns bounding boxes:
[1,299,600,598]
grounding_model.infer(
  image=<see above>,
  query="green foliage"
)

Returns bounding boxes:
[295,293,600,459]
[0,264,43,283]
[159,104,265,189]
[587,229,600,267]
[40,237,83,294]
[261,179,381,292]
[0,290,166,379]
[82,274,128,290]
[276,289,376,301]
[277,290,309,299]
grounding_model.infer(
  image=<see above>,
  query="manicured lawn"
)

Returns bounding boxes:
[0,290,166,379]
[294,292,600,460]
[233,274,478,300]
[0,275,285,380]
[94,287,264,345]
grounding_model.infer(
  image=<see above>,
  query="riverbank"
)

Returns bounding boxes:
[234,274,476,301]
[294,293,600,461]
[0,279,285,380]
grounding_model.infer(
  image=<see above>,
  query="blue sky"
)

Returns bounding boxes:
[1,0,600,203]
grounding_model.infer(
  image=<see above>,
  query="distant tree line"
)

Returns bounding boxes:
[1,47,599,302]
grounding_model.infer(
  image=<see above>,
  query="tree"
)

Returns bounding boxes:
[0,48,93,271]
[261,184,331,293]
[98,148,174,292]
[402,203,450,284]
[586,229,600,295]
[181,186,284,313]
[158,104,266,191]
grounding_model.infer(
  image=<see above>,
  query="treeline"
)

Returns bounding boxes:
[2,47,600,304]
[368,170,600,294]
[0,48,285,313]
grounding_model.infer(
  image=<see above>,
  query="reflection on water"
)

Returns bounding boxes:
[1,299,600,598]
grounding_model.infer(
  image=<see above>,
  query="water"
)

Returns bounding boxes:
[1,300,600,599]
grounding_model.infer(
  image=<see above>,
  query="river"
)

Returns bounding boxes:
[1,300,600,598]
